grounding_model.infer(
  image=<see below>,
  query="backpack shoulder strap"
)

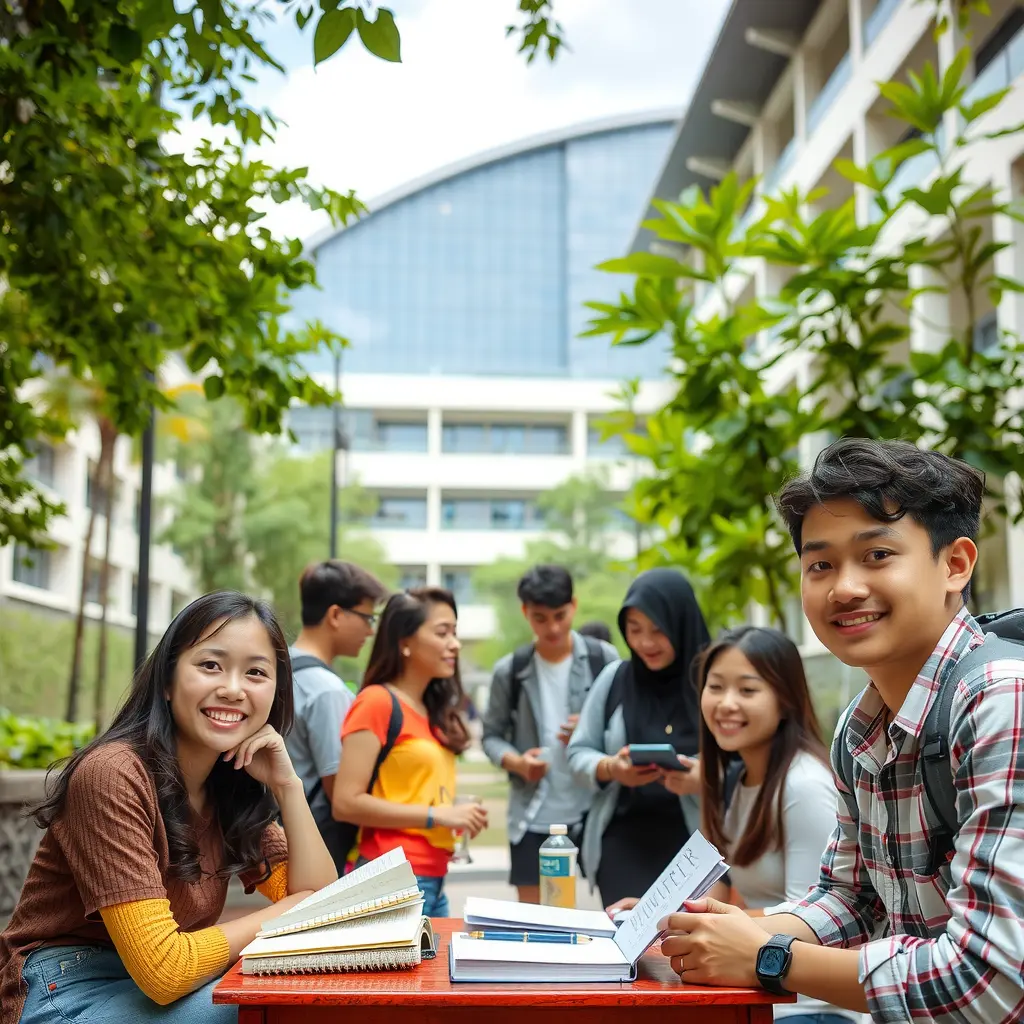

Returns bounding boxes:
[291,654,335,675]
[582,635,608,684]
[368,690,404,791]
[603,661,629,727]
[920,633,1024,859]
[508,643,534,724]
[832,691,867,830]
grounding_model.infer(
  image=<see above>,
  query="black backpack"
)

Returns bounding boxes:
[834,609,1024,874]
[507,635,610,729]
[290,655,403,869]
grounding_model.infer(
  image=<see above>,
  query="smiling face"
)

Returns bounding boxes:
[701,646,782,755]
[799,499,976,689]
[166,615,277,756]
[623,607,676,672]
[406,600,461,680]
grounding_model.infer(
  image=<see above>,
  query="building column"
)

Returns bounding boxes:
[794,52,810,143]
[849,0,865,66]
[571,409,588,467]
[427,407,443,457]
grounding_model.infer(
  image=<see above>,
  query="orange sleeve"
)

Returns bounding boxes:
[341,684,394,744]
[99,898,229,1006]
[255,859,289,902]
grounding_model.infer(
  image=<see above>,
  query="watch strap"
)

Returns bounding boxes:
[756,933,797,996]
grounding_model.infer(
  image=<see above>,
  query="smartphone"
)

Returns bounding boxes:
[628,743,690,772]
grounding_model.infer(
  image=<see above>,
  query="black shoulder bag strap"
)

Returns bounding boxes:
[602,660,630,728]
[508,642,534,731]
[833,691,868,833]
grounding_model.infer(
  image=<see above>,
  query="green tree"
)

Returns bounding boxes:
[1,1,567,549]
[585,12,1024,629]
[472,471,633,667]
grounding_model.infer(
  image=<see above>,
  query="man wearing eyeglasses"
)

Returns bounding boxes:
[287,560,388,870]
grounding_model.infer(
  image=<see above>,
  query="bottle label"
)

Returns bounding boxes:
[539,855,571,878]
[539,851,577,909]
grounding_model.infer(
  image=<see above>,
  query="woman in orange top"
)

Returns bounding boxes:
[334,587,487,916]
[0,591,337,1024]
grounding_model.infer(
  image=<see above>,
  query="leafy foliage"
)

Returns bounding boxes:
[0,712,96,769]
[585,28,1024,628]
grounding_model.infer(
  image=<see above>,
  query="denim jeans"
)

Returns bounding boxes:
[415,874,449,917]
[19,944,235,1024]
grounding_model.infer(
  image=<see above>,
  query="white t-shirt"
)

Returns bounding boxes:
[725,751,858,1022]
[529,653,591,832]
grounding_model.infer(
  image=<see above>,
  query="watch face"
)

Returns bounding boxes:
[758,947,785,977]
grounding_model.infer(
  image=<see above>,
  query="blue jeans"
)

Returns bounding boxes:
[19,945,235,1024]
[416,874,449,917]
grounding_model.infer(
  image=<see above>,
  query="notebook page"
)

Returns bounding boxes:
[612,831,728,965]
[243,902,426,958]
[450,932,629,968]
[462,897,617,937]
[261,848,413,933]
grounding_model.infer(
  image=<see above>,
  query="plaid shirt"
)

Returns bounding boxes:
[767,609,1024,1022]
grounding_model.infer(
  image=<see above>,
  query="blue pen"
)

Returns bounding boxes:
[468,931,592,944]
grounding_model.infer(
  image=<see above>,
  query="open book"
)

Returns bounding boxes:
[240,849,437,975]
[449,831,727,983]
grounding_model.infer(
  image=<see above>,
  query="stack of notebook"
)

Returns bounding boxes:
[240,848,437,975]
[449,831,728,983]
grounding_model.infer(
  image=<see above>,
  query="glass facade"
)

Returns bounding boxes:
[369,496,428,530]
[291,119,675,380]
[11,544,51,590]
[441,497,544,530]
[441,421,569,455]
[442,569,476,605]
[288,406,428,454]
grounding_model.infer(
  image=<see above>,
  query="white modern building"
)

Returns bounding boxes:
[628,0,1024,689]
[0,424,195,637]
[288,112,683,640]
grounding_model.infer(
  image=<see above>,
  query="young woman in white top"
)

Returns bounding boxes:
[609,626,857,1024]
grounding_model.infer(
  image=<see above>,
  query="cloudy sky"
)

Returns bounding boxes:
[174,0,730,239]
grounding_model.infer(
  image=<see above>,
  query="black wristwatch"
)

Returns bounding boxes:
[755,934,797,995]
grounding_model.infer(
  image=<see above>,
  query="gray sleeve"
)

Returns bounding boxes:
[781,756,841,904]
[567,660,620,787]
[481,654,518,769]
[306,683,353,779]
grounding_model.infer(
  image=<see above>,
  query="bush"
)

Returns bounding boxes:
[0,711,95,769]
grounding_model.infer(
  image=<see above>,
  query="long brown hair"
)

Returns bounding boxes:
[698,626,827,866]
[362,587,470,754]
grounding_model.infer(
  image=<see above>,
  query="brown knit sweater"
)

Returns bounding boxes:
[0,742,287,1024]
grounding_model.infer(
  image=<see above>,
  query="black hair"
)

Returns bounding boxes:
[776,438,984,599]
[578,620,612,643]
[517,564,574,608]
[33,591,294,882]
[362,587,470,754]
[299,560,388,627]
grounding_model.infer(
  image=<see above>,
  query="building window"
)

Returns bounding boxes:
[85,463,116,517]
[370,496,428,529]
[587,418,645,457]
[24,442,57,489]
[441,422,569,455]
[85,558,116,608]
[12,544,51,590]
[442,569,476,604]
[375,421,428,452]
[441,497,544,530]
[287,407,429,454]
[398,566,428,590]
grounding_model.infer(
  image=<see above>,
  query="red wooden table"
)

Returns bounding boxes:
[213,919,793,1024]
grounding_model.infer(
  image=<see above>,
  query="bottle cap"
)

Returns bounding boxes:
[549,824,568,835]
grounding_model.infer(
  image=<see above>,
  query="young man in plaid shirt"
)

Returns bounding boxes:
[660,438,1024,1022]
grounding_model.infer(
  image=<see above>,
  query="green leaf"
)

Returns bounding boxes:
[961,87,1010,124]
[597,253,686,277]
[108,24,143,65]
[356,6,401,62]
[313,7,357,66]
[296,6,313,30]
[203,376,226,401]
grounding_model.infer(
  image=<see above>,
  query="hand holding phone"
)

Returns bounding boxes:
[628,743,691,772]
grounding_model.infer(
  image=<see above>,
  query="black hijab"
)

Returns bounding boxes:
[616,568,710,758]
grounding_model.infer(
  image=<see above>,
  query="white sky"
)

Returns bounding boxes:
[171,0,730,239]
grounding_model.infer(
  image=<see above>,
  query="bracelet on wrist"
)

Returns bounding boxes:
[426,807,435,829]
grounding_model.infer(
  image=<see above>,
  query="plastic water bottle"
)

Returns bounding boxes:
[539,824,577,908]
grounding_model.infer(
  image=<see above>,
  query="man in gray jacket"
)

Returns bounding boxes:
[482,565,618,903]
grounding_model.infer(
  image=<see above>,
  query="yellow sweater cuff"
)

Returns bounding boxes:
[100,898,230,1005]
[255,859,290,903]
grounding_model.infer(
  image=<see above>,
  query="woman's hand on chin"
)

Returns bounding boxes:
[225,724,300,792]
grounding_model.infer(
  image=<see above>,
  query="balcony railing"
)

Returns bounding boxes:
[764,137,798,194]
[807,51,853,135]
[863,0,903,52]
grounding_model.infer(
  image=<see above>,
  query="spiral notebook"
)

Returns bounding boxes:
[241,902,437,975]
[450,831,728,983]
[258,847,421,939]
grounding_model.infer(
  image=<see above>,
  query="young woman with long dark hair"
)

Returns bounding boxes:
[0,592,337,1024]
[667,627,853,1023]
[333,587,487,916]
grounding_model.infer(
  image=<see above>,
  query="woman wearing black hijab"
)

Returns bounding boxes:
[567,568,710,905]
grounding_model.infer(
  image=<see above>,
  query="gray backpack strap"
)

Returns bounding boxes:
[832,691,867,830]
[920,633,1024,871]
